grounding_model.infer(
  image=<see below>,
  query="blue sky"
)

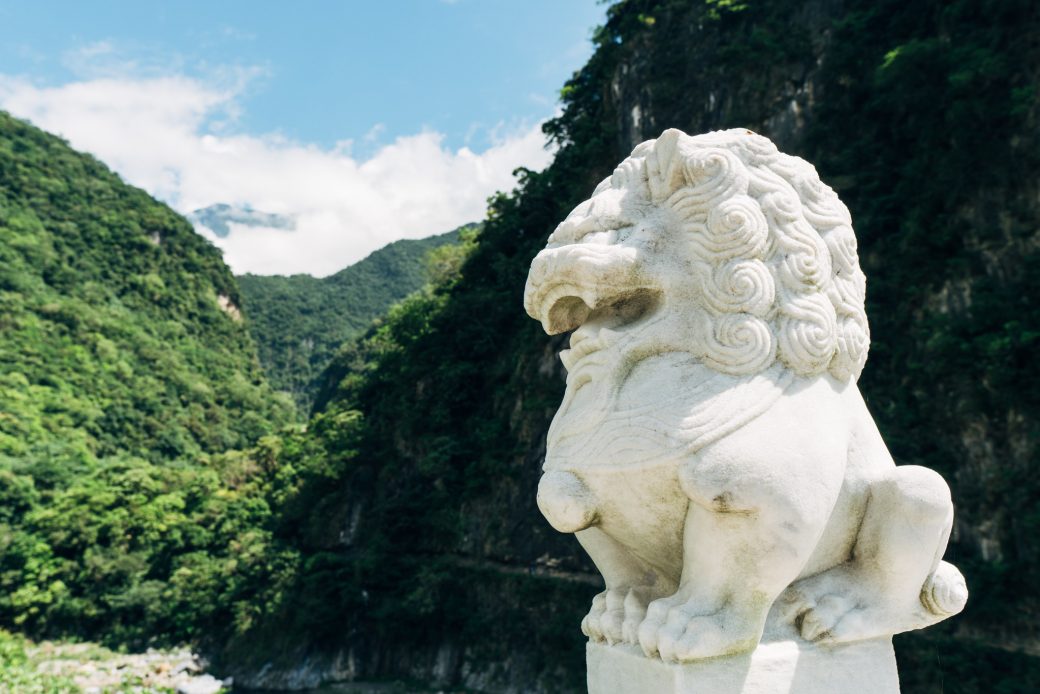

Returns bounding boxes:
[0,1,607,274]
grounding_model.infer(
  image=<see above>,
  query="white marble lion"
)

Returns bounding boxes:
[524,128,967,663]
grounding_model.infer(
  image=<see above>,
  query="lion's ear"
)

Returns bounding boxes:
[647,128,688,202]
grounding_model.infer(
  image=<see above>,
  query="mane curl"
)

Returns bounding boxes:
[602,128,869,381]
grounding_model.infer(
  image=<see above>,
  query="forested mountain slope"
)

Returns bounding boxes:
[237,227,467,413]
[0,111,293,645]
[219,1,1040,692]
[0,111,290,462]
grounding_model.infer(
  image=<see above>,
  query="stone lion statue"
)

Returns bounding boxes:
[523,128,967,663]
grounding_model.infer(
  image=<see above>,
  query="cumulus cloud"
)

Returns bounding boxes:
[0,72,553,276]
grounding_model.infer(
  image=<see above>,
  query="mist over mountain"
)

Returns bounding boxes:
[188,203,296,238]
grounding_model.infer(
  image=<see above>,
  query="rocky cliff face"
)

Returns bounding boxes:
[593,0,1040,664]
[223,1,1040,691]
[607,0,842,154]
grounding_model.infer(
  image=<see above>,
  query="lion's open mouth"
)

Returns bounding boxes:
[558,289,662,373]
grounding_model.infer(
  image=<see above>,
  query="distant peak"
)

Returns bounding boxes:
[188,203,296,238]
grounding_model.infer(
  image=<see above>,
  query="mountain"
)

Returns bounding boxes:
[216,0,1040,692]
[187,203,295,238]
[237,226,471,413]
[0,110,293,645]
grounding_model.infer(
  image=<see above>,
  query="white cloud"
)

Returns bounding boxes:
[0,72,553,276]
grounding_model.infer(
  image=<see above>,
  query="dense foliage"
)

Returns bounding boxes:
[0,630,78,693]
[223,224,595,688]
[237,226,467,413]
[0,112,294,645]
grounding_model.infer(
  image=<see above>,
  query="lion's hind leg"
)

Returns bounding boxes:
[780,465,968,644]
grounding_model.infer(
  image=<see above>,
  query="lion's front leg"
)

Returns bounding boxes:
[636,498,814,662]
[576,527,676,645]
[639,421,847,662]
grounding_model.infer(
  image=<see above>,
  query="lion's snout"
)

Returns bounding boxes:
[524,245,647,335]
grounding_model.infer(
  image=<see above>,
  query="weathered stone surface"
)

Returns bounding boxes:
[524,128,968,689]
[587,638,899,694]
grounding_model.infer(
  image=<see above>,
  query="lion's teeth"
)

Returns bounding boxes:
[579,288,599,310]
[560,349,576,371]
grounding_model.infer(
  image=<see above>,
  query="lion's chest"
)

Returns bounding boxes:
[545,356,792,473]
[542,357,794,578]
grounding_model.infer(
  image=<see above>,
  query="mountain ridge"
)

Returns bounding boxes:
[237,225,472,413]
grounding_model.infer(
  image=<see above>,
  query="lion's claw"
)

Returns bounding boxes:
[638,596,757,662]
[621,589,647,643]
[779,563,961,645]
[582,587,650,645]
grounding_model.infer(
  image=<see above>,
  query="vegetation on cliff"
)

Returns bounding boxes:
[809,0,1040,638]
[0,111,295,646]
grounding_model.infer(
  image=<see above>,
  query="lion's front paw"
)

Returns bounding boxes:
[582,587,650,645]
[637,595,758,662]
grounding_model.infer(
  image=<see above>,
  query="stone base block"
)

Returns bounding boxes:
[587,639,899,694]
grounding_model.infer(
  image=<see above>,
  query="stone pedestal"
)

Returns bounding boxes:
[586,639,899,694]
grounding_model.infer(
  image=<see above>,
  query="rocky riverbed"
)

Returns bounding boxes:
[1,629,468,693]
[0,629,229,693]
[36,643,229,693]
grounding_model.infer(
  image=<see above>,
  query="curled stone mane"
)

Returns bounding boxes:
[602,128,869,382]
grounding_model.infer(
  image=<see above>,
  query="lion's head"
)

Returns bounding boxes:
[524,128,869,383]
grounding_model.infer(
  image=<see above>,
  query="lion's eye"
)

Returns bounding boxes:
[578,230,613,245]
[569,216,601,242]
[614,223,636,242]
